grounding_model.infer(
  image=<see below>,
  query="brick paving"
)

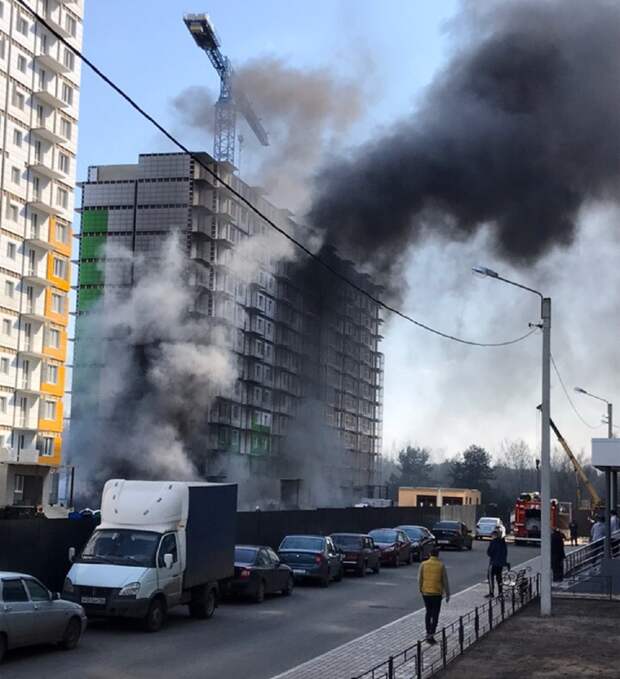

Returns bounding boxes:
[271,555,541,679]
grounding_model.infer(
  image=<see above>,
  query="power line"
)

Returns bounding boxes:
[21,0,538,349]
[550,353,600,429]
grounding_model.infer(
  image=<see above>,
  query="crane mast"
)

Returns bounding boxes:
[184,13,269,166]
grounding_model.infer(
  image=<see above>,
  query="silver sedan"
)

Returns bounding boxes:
[0,571,87,663]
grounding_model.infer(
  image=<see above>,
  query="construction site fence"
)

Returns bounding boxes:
[351,574,540,679]
[0,505,441,591]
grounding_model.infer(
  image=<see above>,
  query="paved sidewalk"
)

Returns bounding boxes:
[271,555,541,679]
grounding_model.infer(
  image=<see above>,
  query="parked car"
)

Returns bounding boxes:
[225,546,294,602]
[331,533,381,576]
[432,521,473,551]
[0,571,87,664]
[278,535,343,587]
[396,525,436,561]
[368,528,413,566]
[475,517,506,540]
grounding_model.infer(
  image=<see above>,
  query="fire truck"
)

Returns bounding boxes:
[511,492,571,544]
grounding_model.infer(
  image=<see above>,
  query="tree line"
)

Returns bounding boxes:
[385,440,605,523]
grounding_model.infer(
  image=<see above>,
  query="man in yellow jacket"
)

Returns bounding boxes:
[418,548,450,644]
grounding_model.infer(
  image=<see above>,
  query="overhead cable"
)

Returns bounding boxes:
[21,0,539,349]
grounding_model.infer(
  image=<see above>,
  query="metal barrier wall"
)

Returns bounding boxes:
[0,506,441,590]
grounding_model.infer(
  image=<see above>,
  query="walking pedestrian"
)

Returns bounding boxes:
[418,547,450,645]
[551,528,566,582]
[610,510,620,533]
[591,515,606,542]
[485,529,508,598]
[568,519,578,546]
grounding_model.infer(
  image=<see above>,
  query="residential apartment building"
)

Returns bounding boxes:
[73,152,384,507]
[0,0,83,513]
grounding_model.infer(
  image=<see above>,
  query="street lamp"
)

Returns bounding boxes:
[473,265,552,616]
[574,386,615,557]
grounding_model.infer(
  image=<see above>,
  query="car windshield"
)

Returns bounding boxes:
[400,527,425,540]
[433,522,459,531]
[235,547,258,564]
[280,536,324,551]
[479,518,498,524]
[332,535,363,548]
[369,529,397,542]
[80,529,160,567]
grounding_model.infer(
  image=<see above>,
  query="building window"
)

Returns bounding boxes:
[7,204,18,222]
[6,242,15,259]
[12,88,24,110]
[0,39,5,60]
[56,222,68,243]
[48,328,60,348]
[58,153,69,174]
[51,292,63,314]
[60,118,71,140]
[63,48,74,70]
[13,129,22,147]
[53,257,66,279]
[56,187,68,209]
[39,436,54,456]
[61,83,73,106]
[16,54,27,73]
[44,399,56,420]
[16,16,28,36]
[0,396,6,414]
[11,167,20,185]
[0,2,4,19]
[2,319,12,336]
[45,363,58,384]
[4,280,14,298]
[65,14,76,37]
[0,358,8,374]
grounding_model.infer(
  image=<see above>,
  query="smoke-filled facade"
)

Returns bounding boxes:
[308,0,620,291]
[71,152,384,508]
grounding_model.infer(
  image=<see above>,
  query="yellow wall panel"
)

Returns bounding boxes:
[38,398,63,433]
[46,252,71,292]
[48,217,72,257]
[43,326,67,361]
[44,287,69,327]
[40,365,65,397]
[37,434,62,466]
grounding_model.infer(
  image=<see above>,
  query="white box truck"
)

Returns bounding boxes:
[63,479,237,631]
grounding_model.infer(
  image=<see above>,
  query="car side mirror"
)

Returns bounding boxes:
[68,546,76,562]
[163,553,174,569]
[53,591,61,600]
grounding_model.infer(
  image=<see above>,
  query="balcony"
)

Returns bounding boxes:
[21,303,47,324]
[34,87,68,110]
[32,122,64,145]
[25,230,53,252]
[29,160,65,182]
[23,269,49,287]
[35,52,70,75]
[43,14,72,39]
[15,416,39,431]
[18,343,44,359]
[0,447,39,464]
[27,197,62,217]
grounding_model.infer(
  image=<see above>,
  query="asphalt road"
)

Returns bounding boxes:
[2,541,540,679]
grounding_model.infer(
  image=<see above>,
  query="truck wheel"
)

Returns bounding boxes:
[357,560,366,577]
[144,597,166,632]
[320,573,330,588]
[189,587,216,619]
[254,580,265,603]
[60,617,82,650]
[372,560,380,574]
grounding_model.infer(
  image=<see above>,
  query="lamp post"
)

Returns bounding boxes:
[473,266,552,616]
[575,387,615,556]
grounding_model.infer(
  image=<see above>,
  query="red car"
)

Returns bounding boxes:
[368,528,413,566]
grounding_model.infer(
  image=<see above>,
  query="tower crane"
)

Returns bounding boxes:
[184,13,269,167]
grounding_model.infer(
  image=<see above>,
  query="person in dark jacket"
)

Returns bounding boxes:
[551,528,566,582]
[485,530,508,598]
[568,520,578,546]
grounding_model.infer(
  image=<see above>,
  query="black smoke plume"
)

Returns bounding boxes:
[308,0,620,289]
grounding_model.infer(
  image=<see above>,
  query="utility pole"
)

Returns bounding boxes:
[540,297,552,616]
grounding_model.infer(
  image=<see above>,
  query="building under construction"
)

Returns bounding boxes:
[72,152,384,507]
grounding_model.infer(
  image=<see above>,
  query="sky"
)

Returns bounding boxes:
[72,0,618,464]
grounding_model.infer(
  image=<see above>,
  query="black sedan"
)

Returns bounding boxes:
[278,535,343,587]
[368,528,413,566]
[331,533,381,576]
[226,545,294,602]
[432,521,473,551]
[396,525,436,561]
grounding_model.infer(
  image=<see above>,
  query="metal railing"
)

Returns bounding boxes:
[564,531,620,577]
[351,574,540,679]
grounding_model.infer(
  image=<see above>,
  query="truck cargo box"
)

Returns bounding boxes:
[185,483,237,588]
